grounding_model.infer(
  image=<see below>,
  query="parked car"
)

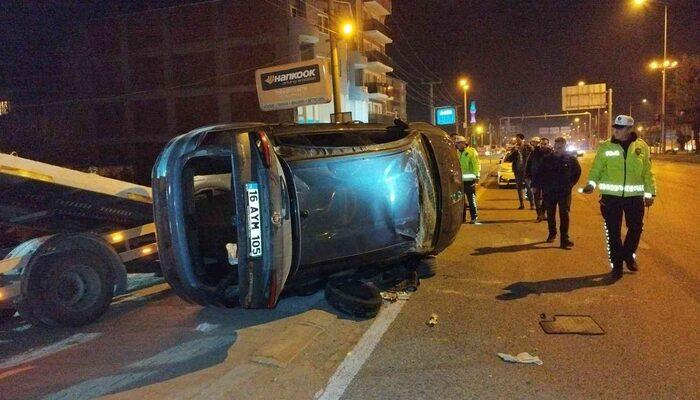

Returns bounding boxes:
[152,122,464,308]
[497,155,516,187]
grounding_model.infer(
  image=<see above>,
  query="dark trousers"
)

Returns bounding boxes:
[532,187,544,217]
[515,173,533,207]
[600,195,645,268]
[463,181,478,221]
[544,193,571,241]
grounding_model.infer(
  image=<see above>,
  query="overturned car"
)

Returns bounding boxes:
[152,121,463,308]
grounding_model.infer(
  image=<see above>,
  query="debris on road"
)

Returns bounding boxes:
[497,352,543,365]
[380,291,410,303]
[426,313,439,327]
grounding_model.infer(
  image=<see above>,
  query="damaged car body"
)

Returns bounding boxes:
[152,122,463,308]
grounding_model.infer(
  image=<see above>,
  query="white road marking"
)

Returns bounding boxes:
[318,298,407,400]
[0,333,102,371]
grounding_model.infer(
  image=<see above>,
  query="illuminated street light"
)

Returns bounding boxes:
[574,117,580,123]
[578,81,586,86]
[458,78,470,136]
[340,21,354,38]
[642,98,648,103]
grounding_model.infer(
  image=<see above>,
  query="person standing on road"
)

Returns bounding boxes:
[582,115,656,280]
[505,134,534,210]
[525,137,551,222]
[540,137,581,248]
[455,135,481,224]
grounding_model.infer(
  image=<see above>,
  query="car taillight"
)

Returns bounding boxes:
[256,130,272,168]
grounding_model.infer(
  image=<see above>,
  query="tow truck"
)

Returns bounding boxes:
[0,153,158,327]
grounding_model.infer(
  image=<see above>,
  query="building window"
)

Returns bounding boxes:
[0,100,9,116]
[290,0,306,18]
[300,43,315,60]
[318,13,330,34]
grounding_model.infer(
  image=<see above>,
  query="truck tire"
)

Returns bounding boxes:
[325,279,382,319]
[25,250,114,327]
[0,308,16,325]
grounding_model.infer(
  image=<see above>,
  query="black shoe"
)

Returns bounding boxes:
[469,217,479,224]
[535,216,543,223]
[546,233,557,243]
[625,257,639,272]
[518,205,525,210]
[560,240,574,249]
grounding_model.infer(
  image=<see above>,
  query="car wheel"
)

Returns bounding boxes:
[325,279,382,319]
[30,250,114,327]
[416,256,438,279]
[0,308,16,325]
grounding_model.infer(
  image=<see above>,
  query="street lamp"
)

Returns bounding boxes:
[633,0,672,150]
[458,78,470,136]
[329,18,355,121]
[578,80,586,86]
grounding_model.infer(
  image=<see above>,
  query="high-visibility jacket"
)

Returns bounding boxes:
[459,147,480,181]
[587,137,656,198]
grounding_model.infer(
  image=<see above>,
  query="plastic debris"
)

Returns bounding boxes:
[225,243,238,265]
[497,352,543,365]
[426,313,439,327]
[380,291,410,303]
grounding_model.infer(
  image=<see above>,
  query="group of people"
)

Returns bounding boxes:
[507,133,581,249]
[455,114,656,280]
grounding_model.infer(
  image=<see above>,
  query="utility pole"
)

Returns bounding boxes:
[421,80,441,125]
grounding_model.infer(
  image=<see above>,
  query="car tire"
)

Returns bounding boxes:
[0,308,16,325]
[325,279,382,319]
[26,250,114,327]
[416,256,438,279]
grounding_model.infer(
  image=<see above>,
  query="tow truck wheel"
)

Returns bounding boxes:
[29,250,113,327]
[415,256,438,279]
[0,308,16,325]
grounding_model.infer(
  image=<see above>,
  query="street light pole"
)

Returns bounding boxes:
[330,31,343,116]
[661,4,668,151]
[463,90,468,137]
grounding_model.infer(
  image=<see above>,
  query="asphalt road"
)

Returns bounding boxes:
[341,154,700,399]
[0,154,698,399]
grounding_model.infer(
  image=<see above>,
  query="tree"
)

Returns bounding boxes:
[669,54,700,154]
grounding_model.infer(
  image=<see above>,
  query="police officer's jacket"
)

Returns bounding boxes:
[587,133,656,198]
[459,147,480,182]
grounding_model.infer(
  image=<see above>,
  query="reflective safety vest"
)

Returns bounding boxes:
[587,138,656,198]
[459,147,480,181]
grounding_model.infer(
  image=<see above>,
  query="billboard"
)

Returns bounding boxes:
[256,59,332,111]
[562,83,607,111]
[435,106,456,125]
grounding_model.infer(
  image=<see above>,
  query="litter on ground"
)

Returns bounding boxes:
[497,352,543,365]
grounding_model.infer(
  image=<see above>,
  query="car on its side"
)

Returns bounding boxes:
[497,155,516,187]
[152,122,464,308]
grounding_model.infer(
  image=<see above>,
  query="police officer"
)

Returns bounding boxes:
[582,115,656,280]
[455,136,481,224]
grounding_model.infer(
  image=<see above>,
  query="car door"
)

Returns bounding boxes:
[231,129,293,308]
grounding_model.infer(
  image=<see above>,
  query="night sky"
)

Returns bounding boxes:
[388,0,700,123]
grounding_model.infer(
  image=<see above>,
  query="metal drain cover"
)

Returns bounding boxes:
[540,315,605,335]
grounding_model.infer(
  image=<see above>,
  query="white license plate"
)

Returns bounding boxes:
[246,182,262,258]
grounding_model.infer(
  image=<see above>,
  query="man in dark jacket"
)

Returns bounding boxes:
[525,137,551,222]
[540,137,581,249]
[505,134,534,209]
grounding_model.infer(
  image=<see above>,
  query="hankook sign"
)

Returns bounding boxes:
[255,59,332,111]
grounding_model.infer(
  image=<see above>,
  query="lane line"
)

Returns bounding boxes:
[318,299,406,400]
[0,333,102,371]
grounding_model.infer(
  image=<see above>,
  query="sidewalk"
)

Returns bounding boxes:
[651,152,700,164]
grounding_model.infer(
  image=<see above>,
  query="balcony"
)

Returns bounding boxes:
[363,0,391,17]
[365,50,393,73]
[363,18,392,44]
[366,82,391,100]
[289,15,319,44]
